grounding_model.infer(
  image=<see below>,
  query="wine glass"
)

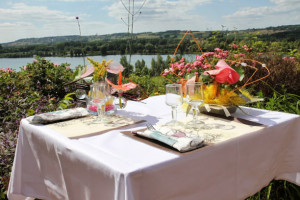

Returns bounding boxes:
[165,84,183,125]
[186,82,205,128]
[90,82,108,121]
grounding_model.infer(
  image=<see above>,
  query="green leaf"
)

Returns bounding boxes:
[26,109,35,116]
[232,66,245,81]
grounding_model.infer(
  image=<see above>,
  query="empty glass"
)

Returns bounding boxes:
[165,84,183,125]
[186,82,205,128]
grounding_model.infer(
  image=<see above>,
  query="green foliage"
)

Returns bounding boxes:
[58,93,76,110]
[120,56,134,77]
[129,74,167,96]
[0,59,78,200]
[250,86,300,114]
[246,180,300,200]
[23,57,74,99]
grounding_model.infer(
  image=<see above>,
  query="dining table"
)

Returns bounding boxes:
[7,95,300,200]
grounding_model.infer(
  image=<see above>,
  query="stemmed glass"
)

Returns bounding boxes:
[165,84,183,125]
[186,82,205,128]
[90,82,108,122]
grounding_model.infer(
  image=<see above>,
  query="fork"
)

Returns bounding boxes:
[146,123,156,131]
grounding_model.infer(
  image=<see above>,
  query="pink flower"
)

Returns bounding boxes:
[6,67,13,73]
[106,78,136,92]
[234,54,239,57]
[23,65,27,70]
[204,59,240,84]
[180,58,185,63]
[66,66,70,70]
[106,61,124,74]
[283,57,288,61]
[239,53,245,57]
[214,48,221,52]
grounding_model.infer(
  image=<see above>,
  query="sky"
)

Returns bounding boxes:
[0,0,300,43]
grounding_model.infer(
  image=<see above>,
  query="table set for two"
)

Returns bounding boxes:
[7,92,300,200]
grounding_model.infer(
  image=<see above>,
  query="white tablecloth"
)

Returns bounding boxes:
[8,95,300,200]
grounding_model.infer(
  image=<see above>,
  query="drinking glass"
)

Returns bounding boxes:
[90,82,108,121]
[186,82,205,128]
[165,84,183,125]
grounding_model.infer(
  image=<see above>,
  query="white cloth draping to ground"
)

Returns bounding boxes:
[8,95,300,200]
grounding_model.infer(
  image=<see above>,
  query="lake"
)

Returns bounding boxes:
[0,55,174,71]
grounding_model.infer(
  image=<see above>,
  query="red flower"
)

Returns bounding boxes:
[204,59,240,84]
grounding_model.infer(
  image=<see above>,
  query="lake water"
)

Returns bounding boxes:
[0,55,174,71]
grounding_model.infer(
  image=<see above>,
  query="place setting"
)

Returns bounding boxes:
[128,81,266,153]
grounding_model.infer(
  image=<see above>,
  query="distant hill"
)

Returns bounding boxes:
[1,24,299,47]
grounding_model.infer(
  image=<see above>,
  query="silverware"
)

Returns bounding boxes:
[146,123,156,131]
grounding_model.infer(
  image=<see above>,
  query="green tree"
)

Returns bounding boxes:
[120,56,133,77]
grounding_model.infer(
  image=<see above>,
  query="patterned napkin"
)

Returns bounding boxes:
[26,107,90,124]
[136,126,204,152]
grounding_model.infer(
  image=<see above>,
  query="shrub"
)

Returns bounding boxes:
[0,59,76,199]
[242,53,300,98]
[23,57,74,99]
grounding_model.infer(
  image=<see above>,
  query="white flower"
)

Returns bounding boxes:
[241,62,247,67]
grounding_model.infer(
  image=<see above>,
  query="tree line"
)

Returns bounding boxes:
[1,29,300,58]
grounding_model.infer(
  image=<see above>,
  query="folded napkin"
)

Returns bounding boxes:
[26,107,90,124]
[136,126,204,152]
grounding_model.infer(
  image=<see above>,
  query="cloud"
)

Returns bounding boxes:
[107,0,214,32]
[0,3,79,43]
[223,0,300,29]
[0,3,74,22]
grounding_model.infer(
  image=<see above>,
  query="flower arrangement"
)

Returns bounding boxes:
[162,31,270,116]
[72,57,147,111]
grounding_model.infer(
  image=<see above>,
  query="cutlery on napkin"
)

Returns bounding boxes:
[135,125,204,152]
[26,107,90,124]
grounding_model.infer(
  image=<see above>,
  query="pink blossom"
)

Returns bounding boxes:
[214,48,221,52]
[6,67,13,73]
[242,45,247,49]
[180,58,185,63]
[203,63,211,69]
[282,57,288,61]
[229,43,239,48]
[178,63,184,70]
[23,65,27,70]
[204,59,240,84]
[106,61,124,74]
[234,54,239,57]
[187,68,192,73]
[194,72,199,76]
[239,53,245,57]
[66,66,70,70]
